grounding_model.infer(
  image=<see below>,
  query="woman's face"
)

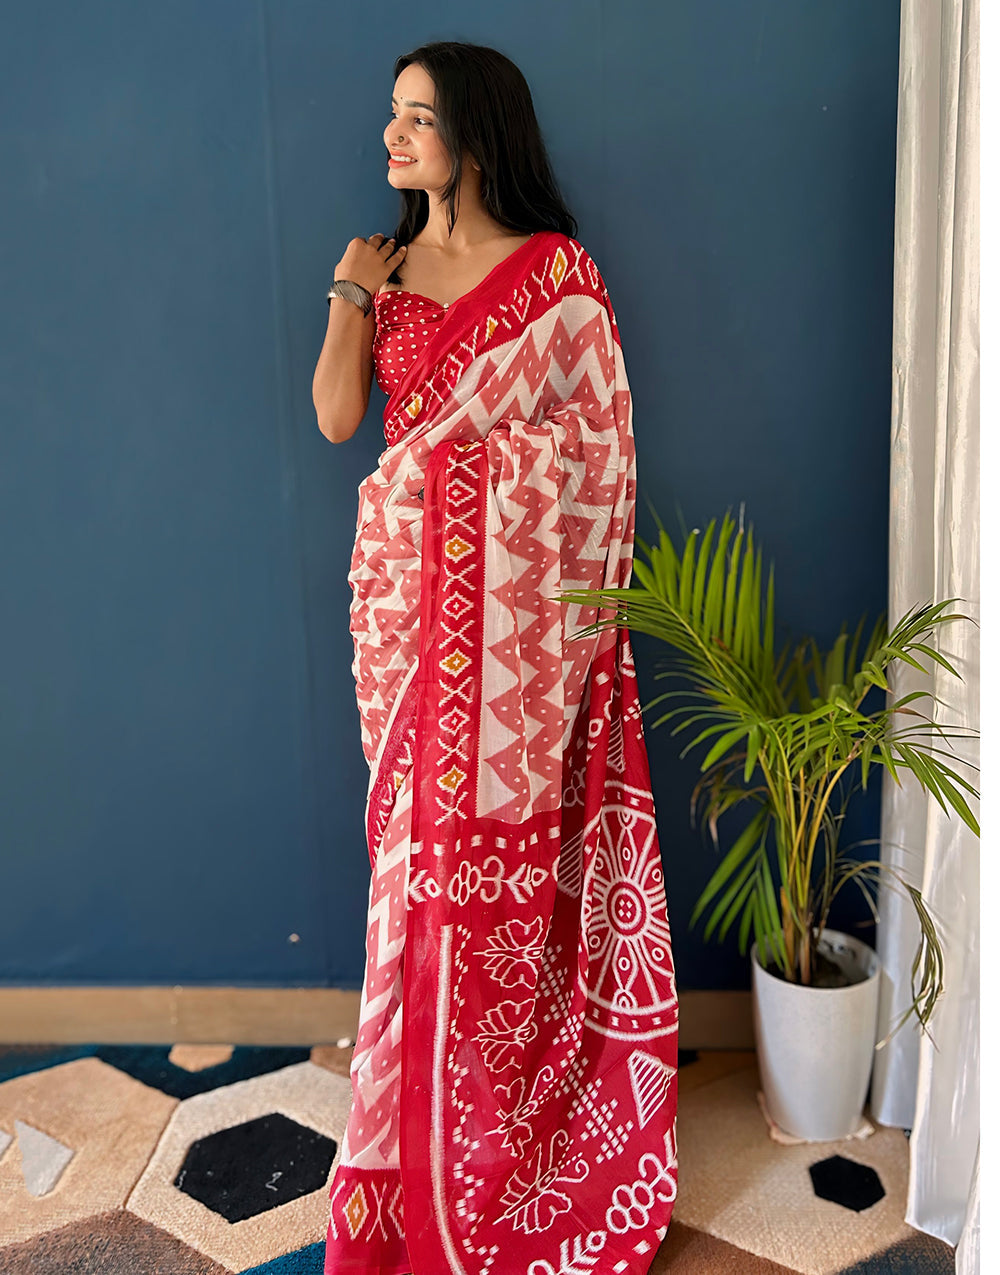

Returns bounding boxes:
[384,63,465,194]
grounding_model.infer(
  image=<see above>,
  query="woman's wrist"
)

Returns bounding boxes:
[328,278,374,315]
[327,292,370,319]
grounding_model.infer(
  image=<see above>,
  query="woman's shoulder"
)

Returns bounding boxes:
[535,229,577,253]
[540,233,608,292]
[540,231,599,271]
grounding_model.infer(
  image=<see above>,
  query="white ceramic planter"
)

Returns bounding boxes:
[750,928,881,1141]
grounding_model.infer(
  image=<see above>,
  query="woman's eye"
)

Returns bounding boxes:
[388,112,432,126]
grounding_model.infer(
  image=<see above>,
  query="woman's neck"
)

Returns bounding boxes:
[417,179,514,253]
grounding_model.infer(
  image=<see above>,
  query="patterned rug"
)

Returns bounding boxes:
[0,1043,955,1273]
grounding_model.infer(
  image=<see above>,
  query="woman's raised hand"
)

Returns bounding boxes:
[335,233,407,295]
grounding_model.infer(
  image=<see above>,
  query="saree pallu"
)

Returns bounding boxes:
[325,231,678,1275]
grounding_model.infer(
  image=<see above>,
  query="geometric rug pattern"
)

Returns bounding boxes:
[0,1043,956,1273]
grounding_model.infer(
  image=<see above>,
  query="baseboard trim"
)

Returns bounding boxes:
[0,987,754,1050]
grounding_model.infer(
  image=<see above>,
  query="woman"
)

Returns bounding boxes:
[313,41,678,1275]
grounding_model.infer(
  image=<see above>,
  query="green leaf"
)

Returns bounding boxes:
[845,614,867,683]
[678,530,698,614]
[823,632,848,696]
[862,660,889,690]
[879,742,901,783]
[701,725,750,771]
[690,815,763,925]
[702,851,758,941]
[759,848,781,938]
[655,529,679,605]
[734,532,757,667]
[922,765,980,835]
[860,739,874,790]
[717,876,757,944]
[703,516,734,638]
[691,519,717,632]
[885,645,932,673]
[632,559,657,595]
[744,725,762,783]
[910,643,962,680]
[722,528,744,649]
[737,886,757,954]
[680,720,741,754]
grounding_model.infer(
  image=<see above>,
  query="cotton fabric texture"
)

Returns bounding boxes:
[324,230,678,1275]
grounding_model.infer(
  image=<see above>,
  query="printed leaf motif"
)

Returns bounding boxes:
[478,917,547,987]
[473,998,538,1072]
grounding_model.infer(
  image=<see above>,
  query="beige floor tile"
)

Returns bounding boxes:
[0,1058,177,1245]
[674,1065,912,1275]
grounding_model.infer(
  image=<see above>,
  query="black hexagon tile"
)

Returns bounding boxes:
[173,1112,337,1222]
[809,1154,886,1212]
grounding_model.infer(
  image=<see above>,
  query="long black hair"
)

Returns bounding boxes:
[385,41,577,284]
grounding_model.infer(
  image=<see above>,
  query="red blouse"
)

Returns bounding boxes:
[372,289,450,398]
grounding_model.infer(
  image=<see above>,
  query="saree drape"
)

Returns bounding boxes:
[325,231,678,1275]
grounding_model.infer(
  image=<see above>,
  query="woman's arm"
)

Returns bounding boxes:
[312,233,407,444]
[312,297,376,444]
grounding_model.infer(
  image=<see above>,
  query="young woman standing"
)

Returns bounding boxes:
[313,41,678,1275]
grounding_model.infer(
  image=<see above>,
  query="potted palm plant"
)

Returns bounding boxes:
[559,509,979,1140]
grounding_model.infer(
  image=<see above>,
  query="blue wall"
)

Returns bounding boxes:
[0,1,898,990]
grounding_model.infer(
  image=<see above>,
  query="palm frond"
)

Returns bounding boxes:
[555,506,979,1032]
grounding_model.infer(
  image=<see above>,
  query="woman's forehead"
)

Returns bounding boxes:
[393,63,436,104]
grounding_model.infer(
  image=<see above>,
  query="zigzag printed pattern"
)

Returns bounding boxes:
[337,773,412,1173]
[349,237,635,809]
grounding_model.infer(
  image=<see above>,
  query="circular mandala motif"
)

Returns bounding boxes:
[607,882,647,936]
[580,798,677,1039]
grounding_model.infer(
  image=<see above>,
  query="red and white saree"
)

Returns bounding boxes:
[324,231,678,1275]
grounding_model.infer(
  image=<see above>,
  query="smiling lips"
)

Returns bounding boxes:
[388,153,416,164]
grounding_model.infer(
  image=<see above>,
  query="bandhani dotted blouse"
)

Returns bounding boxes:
[372,289,449,397]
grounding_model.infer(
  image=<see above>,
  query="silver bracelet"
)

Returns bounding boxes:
[327,279,373,317]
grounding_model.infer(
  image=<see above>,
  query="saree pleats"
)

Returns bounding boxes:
[326,232,678,1275]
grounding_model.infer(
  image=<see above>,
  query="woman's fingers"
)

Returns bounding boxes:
[368,233,402,257]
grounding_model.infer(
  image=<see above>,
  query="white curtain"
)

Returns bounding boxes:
[870,0,979,1260]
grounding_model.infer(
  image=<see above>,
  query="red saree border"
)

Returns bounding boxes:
[411,437,488,846]
[327,1165,411,1273]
